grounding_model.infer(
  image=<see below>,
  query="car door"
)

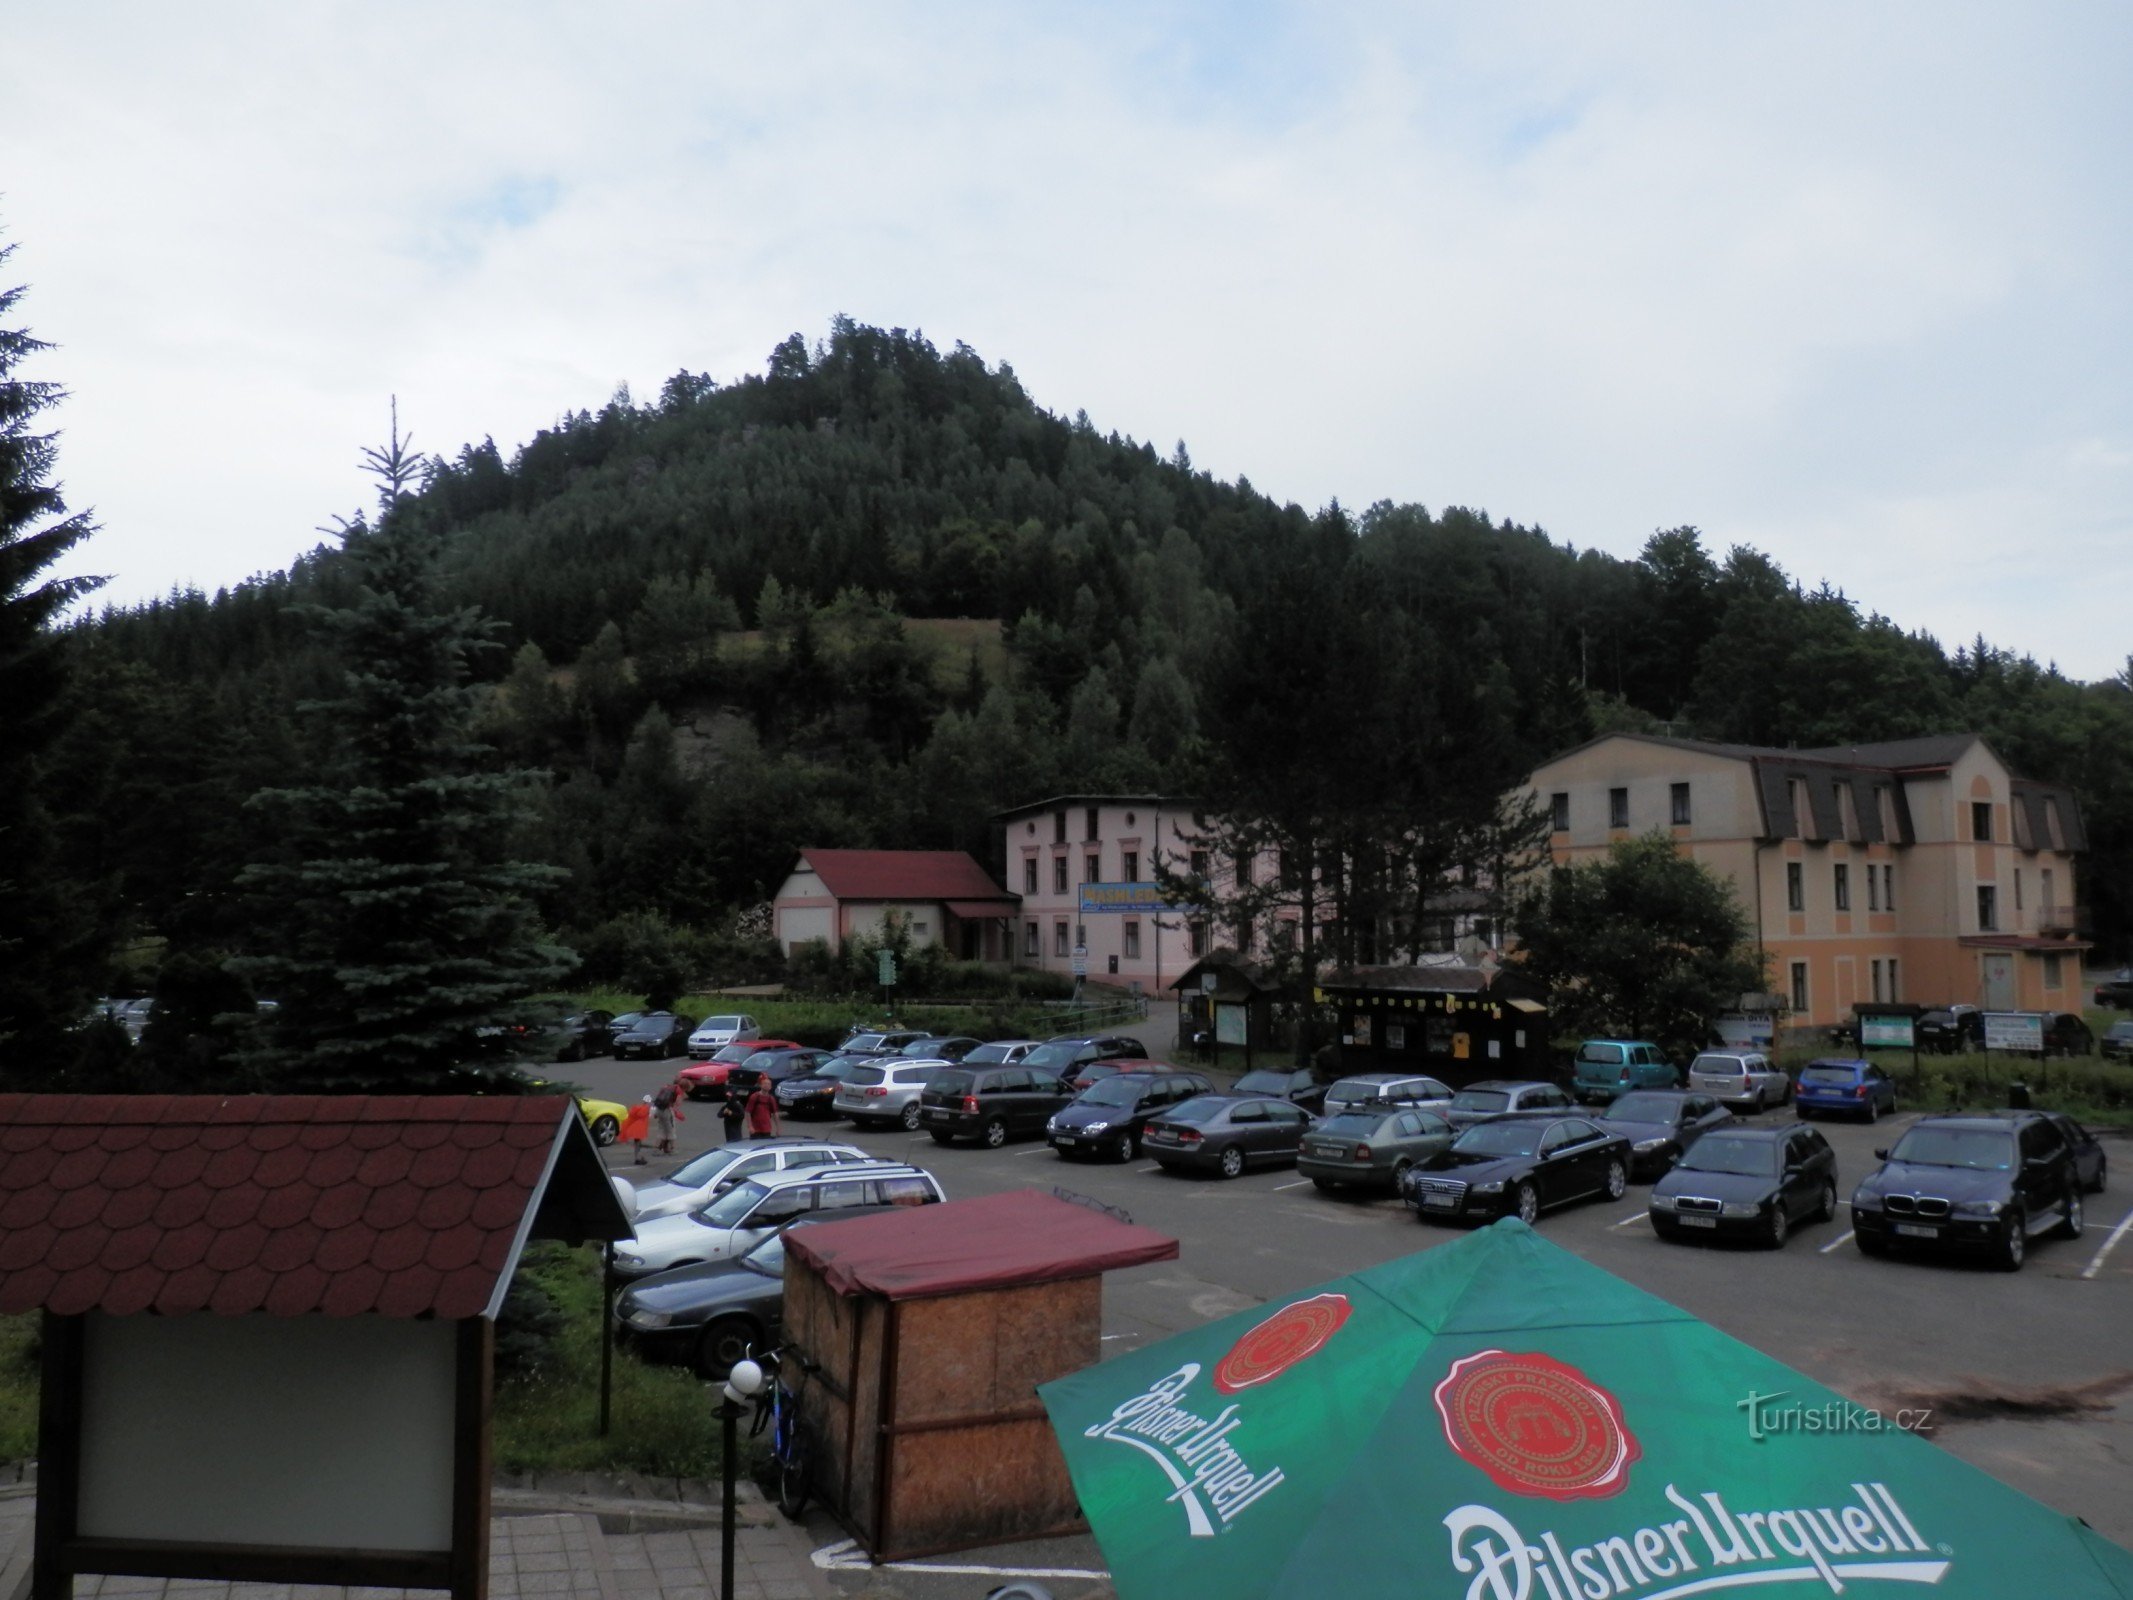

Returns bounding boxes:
[1865,1064,1893,1112]
[1226,1098,1270,1162]
[2015,1119,2067,1227]
[1681,1096,1725,1146]
[1264,1101,1309,1161]
[1534,1121,1584,1204]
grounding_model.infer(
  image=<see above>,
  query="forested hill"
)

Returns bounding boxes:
[62,318,2133,968]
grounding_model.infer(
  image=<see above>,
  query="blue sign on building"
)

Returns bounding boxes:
[1077,882,1178,914]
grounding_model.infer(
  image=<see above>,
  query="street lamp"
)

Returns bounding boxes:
[718,1358,766,1600]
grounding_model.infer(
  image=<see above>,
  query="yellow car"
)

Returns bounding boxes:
[574,1094,629,1147]
[469,1064,630,1147]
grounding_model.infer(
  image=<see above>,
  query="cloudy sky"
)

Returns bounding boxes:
[6,3,2129,679]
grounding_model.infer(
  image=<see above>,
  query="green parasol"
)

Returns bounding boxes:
[1039,1219,2133,1599]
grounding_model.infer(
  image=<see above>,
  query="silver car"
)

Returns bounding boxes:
[623,1138,870,1221]
[1686,1050,1791,1111]
[832,1058,947,1130]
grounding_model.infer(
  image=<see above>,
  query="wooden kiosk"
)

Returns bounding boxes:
[781,1188,1178,1561]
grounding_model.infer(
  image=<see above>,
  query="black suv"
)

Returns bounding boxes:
[918,1062,1077,1148]
[1851,1111,2088,1270]
[1914,1005,1983,1055]
[1019,1034,1150,1084]
[1046,1069,1216,1161]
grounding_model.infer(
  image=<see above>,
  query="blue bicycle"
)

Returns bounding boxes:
[734,1344,812,1516]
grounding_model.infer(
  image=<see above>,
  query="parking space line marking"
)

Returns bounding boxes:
[1610,1210,1649,1230]
[1819,1230,1856,1255]
[1137,1165,1163,1174]
[1016,1147,1056,1156]
[2080,1206,2133,1280]
[1272,1178,1315,1191]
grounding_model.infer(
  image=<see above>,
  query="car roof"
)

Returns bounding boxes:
[1458,1079,1551,1091]
[1688,1125,1789,1142]
[738,1160,935,1191]
[1908,1112,2035,1131]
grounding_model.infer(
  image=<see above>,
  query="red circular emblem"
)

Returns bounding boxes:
[1433,1350,1640,1500]
[1214,1293,1352,1394]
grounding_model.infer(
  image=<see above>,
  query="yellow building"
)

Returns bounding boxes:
[1527,733,2088,1028]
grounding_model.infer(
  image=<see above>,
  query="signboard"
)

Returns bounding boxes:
[1861,1015,1916,1049]
[1983,1011,2045,1053]
[1215,1003,1248,1046]
[877,949,897,986]
[1072,944,1089,977]
[1714,1012,1776,1050]
[1080,882,1179,914]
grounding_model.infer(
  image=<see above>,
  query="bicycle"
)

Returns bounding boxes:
[734,1343,813,1517]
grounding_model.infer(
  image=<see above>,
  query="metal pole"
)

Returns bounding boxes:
[598,1242,614,1437]
[720,1396,741,1599]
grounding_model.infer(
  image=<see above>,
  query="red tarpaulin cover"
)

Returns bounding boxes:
[785,1188,1179,1300]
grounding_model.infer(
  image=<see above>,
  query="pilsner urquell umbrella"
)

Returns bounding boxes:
[1040,1219,2133,1600]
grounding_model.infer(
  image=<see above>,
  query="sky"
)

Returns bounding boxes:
[5,3,2130,680]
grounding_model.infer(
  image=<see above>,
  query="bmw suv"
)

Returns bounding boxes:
[1851,1111,2087,1271]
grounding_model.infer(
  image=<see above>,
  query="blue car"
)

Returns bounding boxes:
[1794,1058,1898,1122]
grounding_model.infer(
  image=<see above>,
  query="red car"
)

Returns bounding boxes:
[678,1039,801,1100]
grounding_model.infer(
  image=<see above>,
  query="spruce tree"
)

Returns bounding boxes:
[238,405,573,1091]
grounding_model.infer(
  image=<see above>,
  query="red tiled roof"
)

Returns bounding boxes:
[797,849,1015,903]
[0,1094,623,1320]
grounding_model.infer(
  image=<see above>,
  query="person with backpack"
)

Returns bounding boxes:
[651,1078,686,1155]
[622,1097,652,1165]
[719,1083,747,1144]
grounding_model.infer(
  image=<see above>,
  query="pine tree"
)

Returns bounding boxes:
[0,238,108,1077]
[236,405,573,1091]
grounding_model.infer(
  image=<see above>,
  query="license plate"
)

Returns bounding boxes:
[1894,1223,1938,1238]
[1679,1215,1718,1229]
[1424,1194,1458,1209]
[1052,1135,1073,1148]
[921,1107,946,1121]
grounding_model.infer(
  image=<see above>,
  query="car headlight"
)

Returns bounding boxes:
[614,1252,644,1266]
[1955,1199,2003,1219]
[627,1310,673,1330]
[1649,1194,1676,1211]
[1473,1180,1505,1194]
[1720,1202,1762,1218]
[1633,1138,1667,1152]
[1850,1191,1881,1212]
[1080,1120,1110,1134]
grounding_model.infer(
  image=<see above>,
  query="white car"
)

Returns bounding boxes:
[623,1138,871,1221]
[1686,1050,1792,1111]
[611,1162,945,1277]
[687,1013,761,1057]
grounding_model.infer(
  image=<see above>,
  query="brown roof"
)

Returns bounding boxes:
[0,1094,630,1321]
[797,849,1015,903]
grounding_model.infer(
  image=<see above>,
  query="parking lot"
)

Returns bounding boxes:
[566,1042,2133,1596]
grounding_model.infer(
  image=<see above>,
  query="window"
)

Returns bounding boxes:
[1833,864,1849,911]
[1234,850,1254,887]
[1271,919,1296,952]
[1972,801,1993,842]
[1888,958,1899,1001]
[1609,787,1629,829]
[1053,856,1068,894]
[1086,806,1100,842]
[2014,869,2024,911]
[1054,920,1070,956]
[1871,959,1884,1003]
[1123,920,1141,960]
[1054,810,1068,844]
[1882,865,1896,912]
[2045,797,2064,848]
[1023,858,1037,895]
[1790,961,1809,1014]
[1976,885,1997,932]
[1867,863,1879,911]
[1789,780,1810,837]
[1086,852,1101,884]
[1023,921,1039,958]
[1670,783,1691,825]
[1122,850,1139,881]
[1279,849,1299,889]
[1189,920,1209,957]
[1235,914,1254,950]
[911,920,928,938]
[1786,862,1804,912]
[1550,792,1570,831]
[2042,867,2056,917]
[1189,849,1209,880]
[2044,952,2063,990]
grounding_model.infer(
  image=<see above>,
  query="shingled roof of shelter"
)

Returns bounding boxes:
[0,1094,631,1321]
[796,849,1016,902]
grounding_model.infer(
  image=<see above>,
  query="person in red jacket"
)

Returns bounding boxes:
[621,1097,652,1165]
[745,1079,781,1140]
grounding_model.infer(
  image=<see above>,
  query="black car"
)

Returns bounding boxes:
[1142,1093,1314,1178]
[917,1062,1076,1147]
[1593,1090,1734,1179]
[615,1209,896,1379]
[728,1047,834,1098]
[2042,1011,2096,1057]
[1230,1067,1329,1116]
[550,1008,615,1062]
[2095,970,2133,1010]
[1401,1115,1631,1226]
[1914,1005,1983,1055]
[1046,1069,1215,1162]
[897,1035,981,1062]
[613,1011,696,1060]
[1441,1080,1576,1130]
[1648,1125,1839,1247]
[771,1052,872,1119]
[2029,1110,2108,1194]
[1021,1034,1150,1087]
[1851,1111,2088,1270]
[2102,1020,2133,1063]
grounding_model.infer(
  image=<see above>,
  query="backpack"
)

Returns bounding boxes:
[653,1084,676,1111]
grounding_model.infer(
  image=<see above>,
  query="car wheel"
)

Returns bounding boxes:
[899,1100,924,1132]
[929,1130,955,1146]
[1113,1130,1138,1163]
[694,1315,760,1381]
[1514,1183,1540,1226]
[2089,1155,2108,1195]
[1864,1097,1880,1124]
[1815,1180,1838,1223]
[1218,1145,1245,1179]
[1998,1221,2027,1272]
[1391,1158,1414,1190]
[2061,1192,2085,1240]
[1797,1108,1814,1121]
[1603,1160,1627,1201]
[1764,1205,1789,1249]
[1312,1177,1340,1192]
[982,1118,1009,1149]
[590,1115,619,1147]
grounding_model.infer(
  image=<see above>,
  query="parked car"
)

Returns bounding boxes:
[686,1014,761,1057]
[610,1161,944,1277]
[1593,1090,1734,1179]
[678,1039,802,1100]
[450,1063,630,1147]
[1046,1069,1215,1161]
[725,1046,836,1098]
[624,1137,873,1221]
[773,1053,878,1119]
[606,1011,645,1045]
[2102,1020,2133,1063]
[616,1211,896,1379]
[1851,1112,2087,1270]
[1648,1125,1839,1247]
[1322,1073,1453,1113]
[832,1059,948,1131]
[1442,1080,1575,1129]
[958,1039,1042,1068]
[1142,1093,1314,1179]
[1571,1040,1678,1104]
[550,1009,616,1062]
[1401,1115,1632,1226]
[1230,1067,1330,1116]
[918,1061,1077,1147]
[1067,1057,1169,1092]
[2030,1110,2108,1194]
[2094,969,2133,1009]
[612,1011,697,1060]
[1022,1035,1150,1085]
[1685,1050,1790,1111]
[840,1029,932,1056]
[896,1035,981,1062]
[1794,1058,1897,1121]
[2042,1012,2096,1058]
[1915,1005,1984,1054]
[1298,1105,1457,1193]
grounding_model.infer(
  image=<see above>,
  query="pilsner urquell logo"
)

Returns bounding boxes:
[1435,1350,1642,1501]
[1083,1293,1350,1536]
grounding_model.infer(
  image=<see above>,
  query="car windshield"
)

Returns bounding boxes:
[1890,1128,2016,1171]
[1919,1010,1955,1027]
[1316,1112,1391,1138]
[2109,1023,2133,1041]
[740,1233,787,1277]
[1022,1043,1081,1073]
[844,1033,889,1051]
[1691,1055,1745,1076]
[843,1065,887,1087]
[1326,1080,1392,1105]
[1233,1071,1299,1095]
[1162,1096,1230,1125]
[1678,1136,1778,1177]
[664,1147,749,1188]
[695,1180,774,1229]
[1452,1089,1509,1112]
[1453,1122,1542,1158]
[1079,1078,1150,1107]
[1578,1044,1625,1064]
[962,1043,1023,1065]
[1608,1093,1680,1122]
[1799,1066,1859,1085]
[805,1059,860,1082]
[710,1043,757,1062]
[703,1016,743,1030]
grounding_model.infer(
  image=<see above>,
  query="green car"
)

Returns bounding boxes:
[1571,1038,1677,1104]
[1297,1105,1456,1193]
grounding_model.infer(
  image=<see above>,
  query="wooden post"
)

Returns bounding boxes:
[32,1313,84,1600]
[451,1318,494,1600]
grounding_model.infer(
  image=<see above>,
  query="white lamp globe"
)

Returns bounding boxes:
[727,1357,766,1398]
